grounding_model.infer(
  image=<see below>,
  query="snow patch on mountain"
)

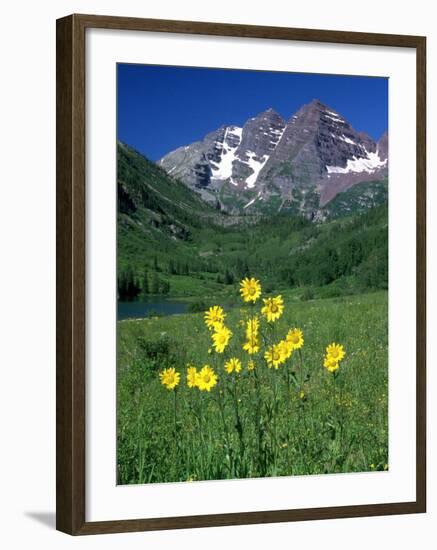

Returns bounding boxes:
[243,190,262,209]
[330,133,356,144]
[270,126,285,146]
[338,135,356,145]
[210,126,242,180]
[326,150,387,175]
[324,112,344,124]
[245,152,269,188]
[236,121,286,188]
[211,119,285,188]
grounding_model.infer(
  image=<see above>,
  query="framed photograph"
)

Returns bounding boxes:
[56,14,426,535]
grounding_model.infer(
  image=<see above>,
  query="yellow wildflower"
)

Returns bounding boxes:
[197,365,218,392]
[245,317,259,338]
[204,305,225,330]
[159,367,180,390]
[242,316,260,354]
[247,360,255,371]
[242,334,260,355]
[224,357,242,374]
[239,277,262,303]
[326,342,345,362]
[243,340,259,354]
[264,343,284,369]
[261,295,284,323]
[278,339,293,361]
[323,355,339,373]
[286,328,304,350]
[211,325,232,353]
[186,366,199,388]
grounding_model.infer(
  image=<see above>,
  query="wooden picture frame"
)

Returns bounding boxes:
[56,13,426,535]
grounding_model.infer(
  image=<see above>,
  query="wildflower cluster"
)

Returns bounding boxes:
[157,277,348,479]
[323,342,346,373]
[185,364,218,392]
[159,278,346,389]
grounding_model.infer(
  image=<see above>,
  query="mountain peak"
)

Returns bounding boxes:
[306,99,341,116]
[250,107,284,122]
[288,99,340,124]
[159,101,388,215]
[263,107,280,115]
[309,98,326,107]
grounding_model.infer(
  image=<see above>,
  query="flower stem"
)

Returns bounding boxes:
[230,375,245,476]
[285,361,291,472]
[217,382,233,475]
[298,348,304,392]
[173,389,179,479]
[197,391,207,478]
[252,366,265,476]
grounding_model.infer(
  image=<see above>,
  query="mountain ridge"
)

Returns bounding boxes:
[159,99,388,216]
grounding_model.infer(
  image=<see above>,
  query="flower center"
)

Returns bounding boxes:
[272,351,280,361]
[331,349,339,358]
[204,374,210,383]
[270,304,278,313]
[249,287,256,295]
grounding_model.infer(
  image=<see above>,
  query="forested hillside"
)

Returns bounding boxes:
[117,142,388,302]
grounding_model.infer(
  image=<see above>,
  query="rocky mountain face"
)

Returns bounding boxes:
[158,109,286,204]
[159,100,388,217]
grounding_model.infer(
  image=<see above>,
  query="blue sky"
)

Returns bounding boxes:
[117,64,388,161]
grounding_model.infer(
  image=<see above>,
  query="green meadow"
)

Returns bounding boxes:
[117,290,388,484]
[116,143,389,484]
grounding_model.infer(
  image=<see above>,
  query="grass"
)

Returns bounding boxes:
[155,273,222,297]
[117,290,388,484]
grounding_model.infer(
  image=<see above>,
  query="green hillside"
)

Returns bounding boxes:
[118,141,222,263]
[117,143,388,302]
[321,179,388,220]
